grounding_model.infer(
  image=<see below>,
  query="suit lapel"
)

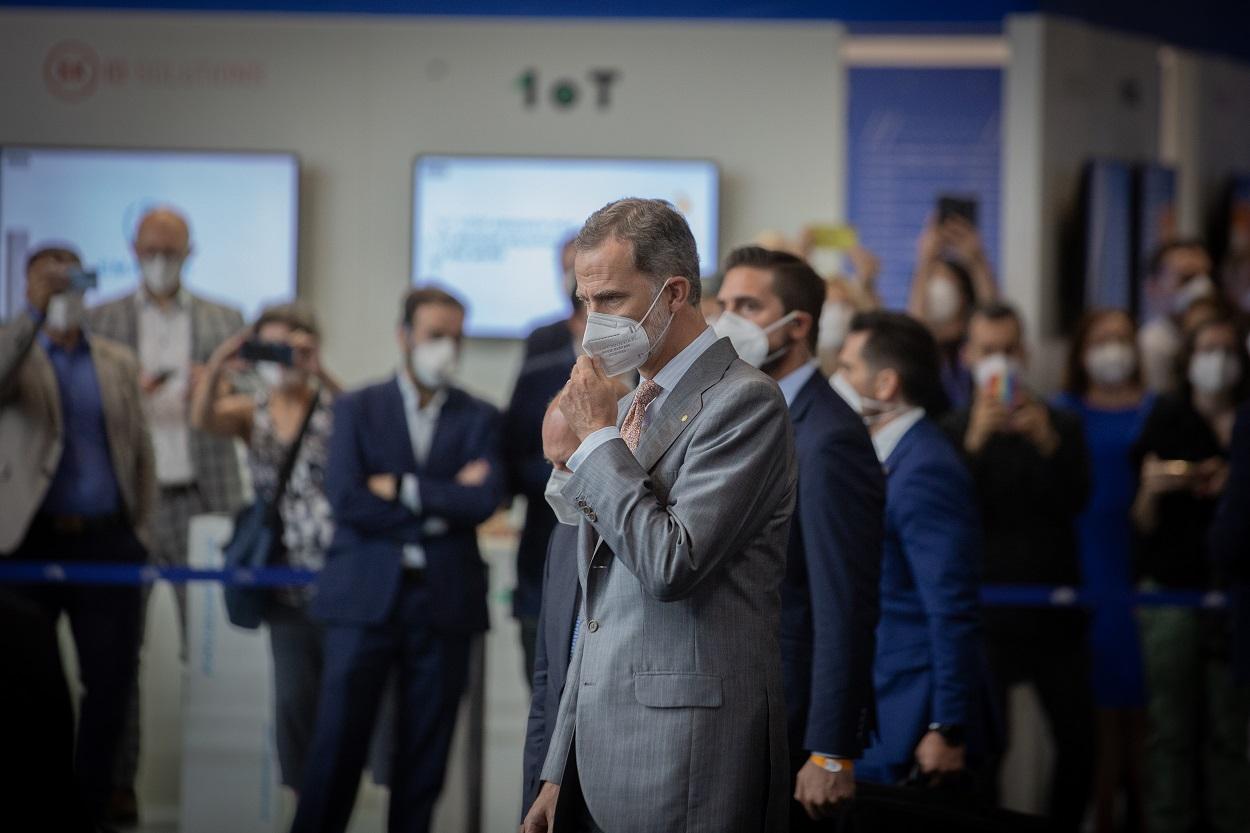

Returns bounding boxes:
[120,294,140,351]
[787,372,822,425]
[425,388,462,474]
[633,338,736,472]
[27,341,62,437]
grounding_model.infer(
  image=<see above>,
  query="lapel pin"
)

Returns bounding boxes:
[680,414,689,422]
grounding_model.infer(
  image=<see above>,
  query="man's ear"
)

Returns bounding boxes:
[876,367,902,402]
[669,276,693,308]
[790,311,814,346]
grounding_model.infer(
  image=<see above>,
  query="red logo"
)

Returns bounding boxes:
[43,40,101,102]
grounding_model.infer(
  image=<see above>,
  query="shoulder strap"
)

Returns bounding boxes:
[268,389,320,518]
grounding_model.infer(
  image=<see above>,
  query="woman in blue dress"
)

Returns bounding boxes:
[1055,308,1151,833]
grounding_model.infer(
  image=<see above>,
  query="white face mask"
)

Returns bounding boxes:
[926,276,964,324]
[713,310,797,369]
[256,360,284,390]
[1084,342,1137,387]
[831,371,895,424]
[140,254,183,296]
[45,291,86,334]
[581,280,675,377]
[544,468,581,526]
[410,336,458,390]
[818,302,853,351]
[973,352,1023,391]
[1172,274,1215,314]
[1188,349,1241,395]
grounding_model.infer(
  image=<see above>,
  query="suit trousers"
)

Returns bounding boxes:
[291,574,471,833]
[14,517,144,824]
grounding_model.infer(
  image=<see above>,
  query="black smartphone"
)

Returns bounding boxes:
[240,340,294,366]
[68,267,99,291]
[937,194,979,227]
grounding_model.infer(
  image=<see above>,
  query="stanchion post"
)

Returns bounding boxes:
[465,632,486,833]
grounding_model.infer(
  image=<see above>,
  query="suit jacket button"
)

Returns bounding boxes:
[587,512,597,522]
[587,620,599,633]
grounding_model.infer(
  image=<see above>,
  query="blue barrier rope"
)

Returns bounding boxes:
[0,562,1232,609]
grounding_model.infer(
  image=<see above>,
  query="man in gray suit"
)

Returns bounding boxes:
[522,199,798,833]
[86,206,246,823]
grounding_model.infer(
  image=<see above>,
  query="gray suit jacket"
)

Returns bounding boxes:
[0,312,157,553]
[87,290,245,512]
[541,336,798,833]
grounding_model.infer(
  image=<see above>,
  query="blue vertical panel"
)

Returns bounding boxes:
[1083,159,1134,312]
[1133,164,1176,318]
[846,67,1001,310]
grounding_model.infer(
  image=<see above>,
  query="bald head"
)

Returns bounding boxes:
[133,208,191,261]
[542,395,581,472]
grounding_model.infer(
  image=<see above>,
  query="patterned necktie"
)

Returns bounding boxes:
[620,379,663,452]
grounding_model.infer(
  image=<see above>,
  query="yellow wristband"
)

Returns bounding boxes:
[809,754,853,773]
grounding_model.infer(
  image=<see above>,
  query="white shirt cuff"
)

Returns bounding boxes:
[400,474,421,513]
[567,426,620,472]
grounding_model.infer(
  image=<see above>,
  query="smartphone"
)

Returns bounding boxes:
[67,267,98,291]
[240,340,294,366]
[937,195,979,227]
[806,224,859,251]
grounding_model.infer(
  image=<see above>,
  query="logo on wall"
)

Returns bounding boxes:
[41,39,266,103]
[43,40,101,102]
[516,68,620,111]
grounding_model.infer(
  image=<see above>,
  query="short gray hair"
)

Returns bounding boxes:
[574,198,702,305]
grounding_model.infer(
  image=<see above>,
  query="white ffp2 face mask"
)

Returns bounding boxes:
[831,371,895,424]
[410,337,458,390]
[713,310,797,368]
[45,292,86,333]
[544,468,580,526]
[1084,342,1137,387]
[581,281,675,377]
[1188,349,1241,395]
[140,254,183,296]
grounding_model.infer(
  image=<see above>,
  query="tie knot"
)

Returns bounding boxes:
[634,379,663,410]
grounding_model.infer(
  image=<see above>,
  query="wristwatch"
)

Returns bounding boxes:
[809,754,853,774]
[927,723,966,746]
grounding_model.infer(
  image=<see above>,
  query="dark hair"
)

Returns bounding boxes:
[971,300,1023,330]
[26,245,81,273]
[1148,238,1209,278]
[849,310,949,415]
[255,300,320,338]
[1178,313,1250,403]
[575,198,702,305]
[401,286,466,328]
[1063,308,1140,395]
[722,246,826,351]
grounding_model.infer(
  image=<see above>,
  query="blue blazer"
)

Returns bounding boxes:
[1209,399,1250,683]
[781,372,884,759]
[502,346,576,620]
[311,377,504,633]
[859,416,983,778]
[521,521,580,816]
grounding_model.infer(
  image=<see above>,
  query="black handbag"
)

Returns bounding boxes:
[221,390,320,629]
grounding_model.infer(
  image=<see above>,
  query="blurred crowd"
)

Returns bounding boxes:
[2,202,1249,833]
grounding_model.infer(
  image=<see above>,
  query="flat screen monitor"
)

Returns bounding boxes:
[412,155,719,339]
[0,146,299,320]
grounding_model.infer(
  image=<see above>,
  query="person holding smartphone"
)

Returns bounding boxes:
[942,302,1094,833]
[1131,313,1250,833]
[190,301,341,795]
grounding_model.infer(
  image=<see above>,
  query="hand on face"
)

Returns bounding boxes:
[25,258,72,314]
[560,356,620,441]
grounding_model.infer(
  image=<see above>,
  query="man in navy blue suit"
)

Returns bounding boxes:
[292,287,505,833]
[716,247,885,828]
[521,394,584,818]
[833,311,983,788]
[505,235,585,683]
[1210,399,1250,685]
